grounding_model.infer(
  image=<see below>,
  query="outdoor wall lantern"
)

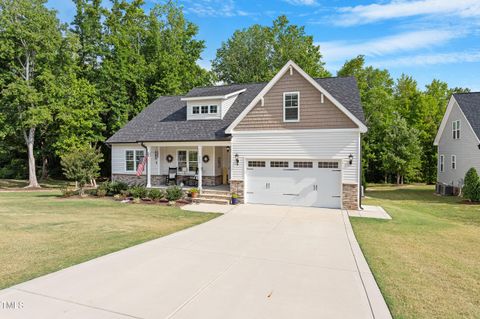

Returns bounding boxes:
[226,146,230,153]
[235,153,239,166]
[154,150,158,160]
[348,154,354,165]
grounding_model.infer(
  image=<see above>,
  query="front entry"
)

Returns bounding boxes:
[245,159,342,208]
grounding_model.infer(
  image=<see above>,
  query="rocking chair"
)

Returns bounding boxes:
[167,167,177,185]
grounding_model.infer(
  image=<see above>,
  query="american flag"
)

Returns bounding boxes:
[136,155,148,176]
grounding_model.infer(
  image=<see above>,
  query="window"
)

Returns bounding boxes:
[248,161,266,167]
[209,105,218,114]
[192,106,200,114]
[201,105,209,114]
[283,92,299,122]
[177,150,198,173]
[294,161,313,168]
[452,120,460,139]
[451,155,456,170]
[440,155,444,172]
[270,161,289,168]
[318,161,339,169]
[125,150,144,172]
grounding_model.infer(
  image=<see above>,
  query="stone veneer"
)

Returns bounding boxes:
[230,180,244,203]
[342,183,359,210]
[112,174,222,187]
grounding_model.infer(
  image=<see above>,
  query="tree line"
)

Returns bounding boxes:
[0,0,470,187]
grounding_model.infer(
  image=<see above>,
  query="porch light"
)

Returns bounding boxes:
[226,146,230,153]
[348,154,354,165]
[235,153,239,166]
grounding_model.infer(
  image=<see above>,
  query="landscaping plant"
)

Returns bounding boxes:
[148,189,164,201]
[166,186,183,201]
[189,188,199,198]
[129,186,148,199]
[463,168,480,202]
[60,147,103,196]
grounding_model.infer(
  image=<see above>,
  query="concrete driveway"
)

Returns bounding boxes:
[0,204,391,319]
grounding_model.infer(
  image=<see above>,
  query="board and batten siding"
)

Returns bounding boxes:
[230,130,360,184]
[235,68,357,131]
[437,102,480,187]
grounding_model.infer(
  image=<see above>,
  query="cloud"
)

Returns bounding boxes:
[334,0,480,26]
[320,29,463,63]
[183,0,253,18]
[371,50,480,68]
[284,0,317,5]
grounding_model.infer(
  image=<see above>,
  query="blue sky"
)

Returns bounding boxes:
[47,0,480,91]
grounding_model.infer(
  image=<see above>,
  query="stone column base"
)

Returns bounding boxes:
[342,183,359,210]
[230,180,244,203]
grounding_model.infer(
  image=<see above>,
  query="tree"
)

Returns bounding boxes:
[0,0,63,187]
[212,15,330,84]
[61,146,103,195]
[463,168,480,202]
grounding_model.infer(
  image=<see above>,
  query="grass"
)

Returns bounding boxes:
[0,178,71,189]
[0,191,219,289]
[351,184,480,319]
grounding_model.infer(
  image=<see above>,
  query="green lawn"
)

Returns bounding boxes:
[0,191,219,289]
[0,178,71,189]
[351,185,480,319]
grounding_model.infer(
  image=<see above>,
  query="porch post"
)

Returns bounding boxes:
[146,146,152,188]
[198,145,203,191]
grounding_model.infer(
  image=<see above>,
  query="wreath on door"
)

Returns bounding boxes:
[166,154,173,163]
[202,155,210,163]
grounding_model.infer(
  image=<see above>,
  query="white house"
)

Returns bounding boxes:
[434,92,480,194]
[106,61,367,209]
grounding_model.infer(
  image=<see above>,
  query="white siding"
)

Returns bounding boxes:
[111,144,146,175]
[230,130,360,184]
[186,99,222,120]
[438,102,480,187]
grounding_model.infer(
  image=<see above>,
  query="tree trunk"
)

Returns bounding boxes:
[40,156,48,180]
[24,128,40,188]
[396,173,401,185]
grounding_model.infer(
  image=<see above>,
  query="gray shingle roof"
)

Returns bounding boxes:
[106,76,365,143]
[454,92,480,140]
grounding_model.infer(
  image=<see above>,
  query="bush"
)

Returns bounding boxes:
[148,188,164,201]
[96,188,107,197]
[60,186,77,197]
[165,186,183,201]
[108,181,129,195]
[463,168,480,202]
[61,146,103,196]
[129,186,148,199]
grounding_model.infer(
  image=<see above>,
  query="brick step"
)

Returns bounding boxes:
[200,189,231,196]
[193,197,230,205]
[197,194,231,200]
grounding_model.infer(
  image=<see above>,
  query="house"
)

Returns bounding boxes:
[434,92,480,195]
[106,61,367,209]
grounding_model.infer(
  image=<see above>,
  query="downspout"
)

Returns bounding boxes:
[140,142,148,186]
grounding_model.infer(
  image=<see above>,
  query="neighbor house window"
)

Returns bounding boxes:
[283,92,299,122]
[201,105,209,114]
[270,161,289,168]
[177,150,198,173]
[451,155,456,170]
[209,105,218,114]
[125,150,144,172]
[192,106,200,114]
[453,120,460,139]
[440,155,444,172]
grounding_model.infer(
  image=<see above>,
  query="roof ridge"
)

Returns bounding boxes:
[454,91,480,95]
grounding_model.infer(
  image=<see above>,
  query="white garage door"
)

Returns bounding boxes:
[245,160,342,208]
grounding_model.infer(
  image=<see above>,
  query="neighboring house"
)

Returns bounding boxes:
[106,61,367,209]
[434,92,480,194]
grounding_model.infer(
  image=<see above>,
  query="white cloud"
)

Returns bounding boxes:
[334,0,480,26]
[319,29,462,63]
[371,50,480,68]
[284,0,317,5]
[184,0,253,18]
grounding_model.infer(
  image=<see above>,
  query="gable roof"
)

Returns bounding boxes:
[434,92,480,145]
[226,60,367,133]
[107,64,367,144]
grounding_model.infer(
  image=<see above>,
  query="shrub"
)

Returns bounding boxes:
[96,188,107,197]
[166,186,183,201]
[129,186,148,199]
[61,146,103,196]
[463,168,480,202]
[60,186,77,198]
[108,181,128,195]
[148,188,164,201]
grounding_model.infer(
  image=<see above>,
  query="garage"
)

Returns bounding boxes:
[245,159,342,208]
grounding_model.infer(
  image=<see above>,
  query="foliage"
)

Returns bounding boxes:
[60,186,78,198]
[463,168,480,202]
[98,180,129,196]
[129,185,148,199]
[212,15,330,84]
[96,188,107,197]
[165,185,183,201]
[189,188,199,194]
[60,146,103,195]
[231,193,239,199]
[148,188,164,201]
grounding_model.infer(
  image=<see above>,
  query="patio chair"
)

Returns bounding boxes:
[167,167,177,185]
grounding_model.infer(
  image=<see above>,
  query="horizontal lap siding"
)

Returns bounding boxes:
[112,144,146,175]
[231,131,359,184]
[235,69,357,130]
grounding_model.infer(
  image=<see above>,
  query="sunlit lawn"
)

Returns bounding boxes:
[0,191,219,289]
[351,185,480,318]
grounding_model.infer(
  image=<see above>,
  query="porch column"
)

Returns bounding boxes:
[146,146,152,188]
[198,145,203,191]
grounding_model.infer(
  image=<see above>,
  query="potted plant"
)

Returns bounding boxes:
[189,188,199,199]
[231,193,239,205]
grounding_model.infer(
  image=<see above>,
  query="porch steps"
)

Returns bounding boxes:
[193,189,231,205]
[192,197,230,205]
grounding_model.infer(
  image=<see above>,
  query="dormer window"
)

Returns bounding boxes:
[192,106,200,114]
[201,105,208,114]
[210,105,218,114]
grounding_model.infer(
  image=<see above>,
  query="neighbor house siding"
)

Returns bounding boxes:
[230,130,360,184]
[437,102,480,187]
[235,69,357,131]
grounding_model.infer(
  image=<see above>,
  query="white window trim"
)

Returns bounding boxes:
[209,105,218,114]
[451,155,456,170]
[125,150,144,172]
[176,149,198,175]
[192,106,200,114]
[439,155,444,172]
[283,91,300,123]
[452,120,460,140]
